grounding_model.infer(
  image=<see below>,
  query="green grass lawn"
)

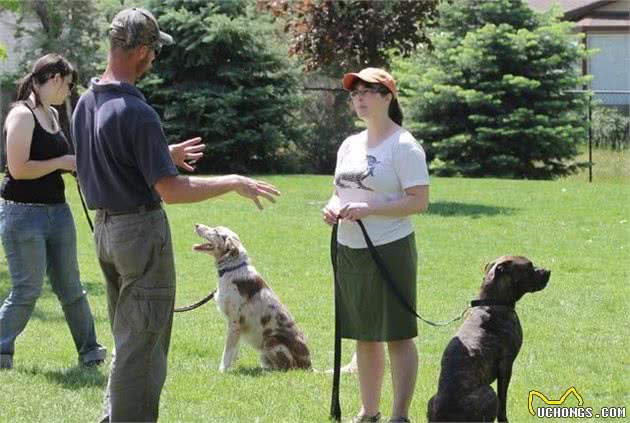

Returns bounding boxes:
[0,175,628,422]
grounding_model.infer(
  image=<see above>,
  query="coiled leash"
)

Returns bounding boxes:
[329,219,473,422]
[75,179,215,314]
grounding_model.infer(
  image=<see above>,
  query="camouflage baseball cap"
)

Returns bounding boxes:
[109,7,173,49]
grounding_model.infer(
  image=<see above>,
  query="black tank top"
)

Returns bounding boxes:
[1,104,69,204]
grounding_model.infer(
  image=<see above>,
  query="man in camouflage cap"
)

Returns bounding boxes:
[109,7,173,50]
[72,6,279,422]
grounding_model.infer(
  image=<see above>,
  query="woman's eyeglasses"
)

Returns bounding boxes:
[67,81,76,91]
[153,44,162,58]
[349,89,380,99]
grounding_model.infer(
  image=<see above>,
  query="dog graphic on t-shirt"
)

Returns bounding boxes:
[335,155,380,191]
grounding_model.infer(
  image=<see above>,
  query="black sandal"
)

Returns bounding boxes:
[352,412,382,422]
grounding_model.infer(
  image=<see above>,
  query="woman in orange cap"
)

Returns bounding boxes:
[322,67,430,423]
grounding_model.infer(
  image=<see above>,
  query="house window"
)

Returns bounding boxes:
[587,33,630,105]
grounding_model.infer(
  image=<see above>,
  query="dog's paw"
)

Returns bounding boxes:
[219,365,229,373]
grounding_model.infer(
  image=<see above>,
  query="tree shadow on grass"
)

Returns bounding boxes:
[233,366,271,377]
[0,268,11,301]
[233,365,313,377]
[82,280,106,297]
[0,275,104,300]
[20,364,107,389]
[0,277,106,322]
[428,201,518,218]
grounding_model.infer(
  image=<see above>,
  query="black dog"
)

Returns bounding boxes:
[427,256,550,422]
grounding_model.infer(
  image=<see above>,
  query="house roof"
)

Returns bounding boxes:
[526,0,628,31]
[526,0,615,19]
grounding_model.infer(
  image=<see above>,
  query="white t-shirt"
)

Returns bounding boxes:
[334,128,429,248]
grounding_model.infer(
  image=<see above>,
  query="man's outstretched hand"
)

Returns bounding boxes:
[169,137,205,172]
[233,175,281,210]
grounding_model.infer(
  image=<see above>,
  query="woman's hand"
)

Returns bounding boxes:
[169,137,205,171]
[322,202,340,226]
[57,154,76,172]
[339,202,372,221]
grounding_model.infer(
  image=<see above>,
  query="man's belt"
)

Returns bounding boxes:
[98,202,162,217]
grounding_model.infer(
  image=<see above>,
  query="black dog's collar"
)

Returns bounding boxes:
[218,261,249,277]
[471,299,515,309]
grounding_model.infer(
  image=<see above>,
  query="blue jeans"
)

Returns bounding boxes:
[0,202,106,365]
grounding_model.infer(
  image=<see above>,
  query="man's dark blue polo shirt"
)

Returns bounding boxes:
[71,78,178,211]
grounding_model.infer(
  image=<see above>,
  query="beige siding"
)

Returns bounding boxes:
[598,1,630,12]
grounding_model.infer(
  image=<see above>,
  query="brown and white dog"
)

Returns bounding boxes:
[193,224,311,372]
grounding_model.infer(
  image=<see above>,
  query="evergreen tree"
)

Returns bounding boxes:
[396,0,588,179]
[144,0,305,173]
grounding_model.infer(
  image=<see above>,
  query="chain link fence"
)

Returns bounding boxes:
[566,90,630,184]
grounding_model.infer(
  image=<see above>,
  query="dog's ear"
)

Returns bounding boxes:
[484,261,507,284]
[224,236,241,257]
[483,260,496,274]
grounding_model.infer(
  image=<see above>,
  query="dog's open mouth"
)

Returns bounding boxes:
[193,243,213,251]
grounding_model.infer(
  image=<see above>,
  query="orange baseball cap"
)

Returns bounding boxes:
[342,67,398,98]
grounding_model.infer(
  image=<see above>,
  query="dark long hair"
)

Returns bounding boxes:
[350,81,404,126]
[388,98,403,126]
[14,53,77,108]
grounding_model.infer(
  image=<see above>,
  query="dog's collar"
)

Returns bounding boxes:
[470,299,515,309]
[217,261,249,277]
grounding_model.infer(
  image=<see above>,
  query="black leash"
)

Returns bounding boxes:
[174,290,216,313]
[329,223,342,422]
[174,264,250,313]
[356,220,471,328]
[329,219,477,421]
[76,177,94,233]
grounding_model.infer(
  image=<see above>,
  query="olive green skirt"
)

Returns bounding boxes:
[335,233,418,342]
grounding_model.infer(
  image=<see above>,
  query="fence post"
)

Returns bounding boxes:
[587,93,592,183]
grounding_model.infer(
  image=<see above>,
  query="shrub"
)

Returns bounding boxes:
[592,106,629,151]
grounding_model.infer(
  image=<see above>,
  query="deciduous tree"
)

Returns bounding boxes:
[259,0,438,74]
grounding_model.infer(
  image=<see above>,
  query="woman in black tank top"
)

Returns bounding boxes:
[1,103,70,204]
[0,54,106,370]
